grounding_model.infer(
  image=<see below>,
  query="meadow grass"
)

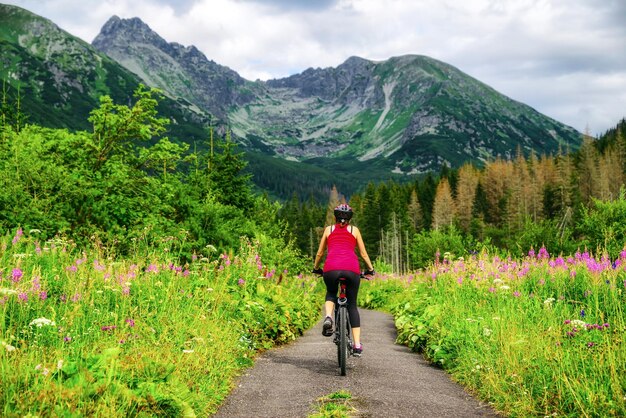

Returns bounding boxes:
[361,249,626,417]
[0,230,322,417]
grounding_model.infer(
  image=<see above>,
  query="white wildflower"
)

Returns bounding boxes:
[2,341,17,352]
[57,360,64,370]
[0,288,18,295]
[493,278,504,285]
[499,285,510,290]
[182,349,194,354]
[29,317,56,327]
[483,328,493,337]
[570,319,586,329]
[543,297,555,307]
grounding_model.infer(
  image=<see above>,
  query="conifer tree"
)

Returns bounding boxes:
[455,163,479,233]
[431,177,455,230]
[407,188,423,231]
[325,185,342,226]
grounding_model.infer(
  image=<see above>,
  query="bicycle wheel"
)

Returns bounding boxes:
[338,306,348,376]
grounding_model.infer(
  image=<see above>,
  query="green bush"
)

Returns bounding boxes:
[576,192,626,259]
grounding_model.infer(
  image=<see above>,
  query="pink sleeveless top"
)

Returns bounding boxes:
[323,224,360,274]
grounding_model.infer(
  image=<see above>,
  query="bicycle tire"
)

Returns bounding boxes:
[338,306,348,376]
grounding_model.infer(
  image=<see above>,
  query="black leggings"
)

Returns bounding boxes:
[323,270,361,328]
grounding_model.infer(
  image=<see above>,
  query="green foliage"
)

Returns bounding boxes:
[360,252,626,417]
[310,391,357,418]
[0,232,322,416]
[0,86,301,264]
[576,191,626,259]
[410,225,468,268]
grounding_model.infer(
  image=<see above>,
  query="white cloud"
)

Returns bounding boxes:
[3,0,625,134]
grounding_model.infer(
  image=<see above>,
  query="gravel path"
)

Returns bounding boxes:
[213,309,501,417]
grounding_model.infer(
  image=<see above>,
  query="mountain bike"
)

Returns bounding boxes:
[312,269,372,376]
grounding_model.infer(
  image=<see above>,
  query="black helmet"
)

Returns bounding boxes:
[333,204,353,223]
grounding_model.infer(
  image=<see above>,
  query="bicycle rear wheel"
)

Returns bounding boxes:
[338,307,348,376]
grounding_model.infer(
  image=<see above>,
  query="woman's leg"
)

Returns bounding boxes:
[345,271,361,347]
[322,271,339,316]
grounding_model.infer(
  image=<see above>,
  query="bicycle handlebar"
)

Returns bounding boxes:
[312,268,375,279]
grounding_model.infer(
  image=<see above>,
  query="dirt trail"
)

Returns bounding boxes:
[213,309,500,417]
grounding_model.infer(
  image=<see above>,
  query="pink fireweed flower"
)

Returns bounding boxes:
[71,293,81,303]
[12,228,23,245]
[66,265,77,273]
[537,246,549,259]
[513,291,521,298]
[457,277,463,285]
[18,292,28,303]
[64,336,72,342]
[146,264,159,273]
[528,249,536,258]
[39,291,47,301]
[101,325,117,332]
[238,278,245,286]
[488,287,496,293]
[11,268,23,283]
[570,270,577,278]
[93,260,106,272]
[126,318,135,327]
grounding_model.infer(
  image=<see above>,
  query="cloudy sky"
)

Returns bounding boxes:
[5,0,626,135]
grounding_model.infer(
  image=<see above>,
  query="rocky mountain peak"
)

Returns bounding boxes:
[92,16,259,119]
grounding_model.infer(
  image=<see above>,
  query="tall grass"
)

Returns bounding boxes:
[361,248,626,417]
[0,229,322,417]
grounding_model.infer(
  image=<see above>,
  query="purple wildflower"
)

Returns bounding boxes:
[238,278,245,286]
[11,268,23,283]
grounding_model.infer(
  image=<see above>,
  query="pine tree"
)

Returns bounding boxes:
[325,185,342,226]
[407,188,423,231]
[431,177,455,230]
[455,163,479,233]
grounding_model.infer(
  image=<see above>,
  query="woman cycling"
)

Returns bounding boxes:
[312,203,374,356]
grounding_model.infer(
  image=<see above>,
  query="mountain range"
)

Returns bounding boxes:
[0,4,582,200]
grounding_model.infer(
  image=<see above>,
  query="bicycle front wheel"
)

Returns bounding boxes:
[338,307,348,376]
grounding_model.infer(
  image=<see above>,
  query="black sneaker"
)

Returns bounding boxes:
[353,344,363,357]
[322,316,333,337]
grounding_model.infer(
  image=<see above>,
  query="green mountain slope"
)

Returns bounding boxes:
[0,4,212,142]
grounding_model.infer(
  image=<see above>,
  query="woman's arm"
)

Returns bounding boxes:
[353,227,374,271]
[313,226,330,270]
